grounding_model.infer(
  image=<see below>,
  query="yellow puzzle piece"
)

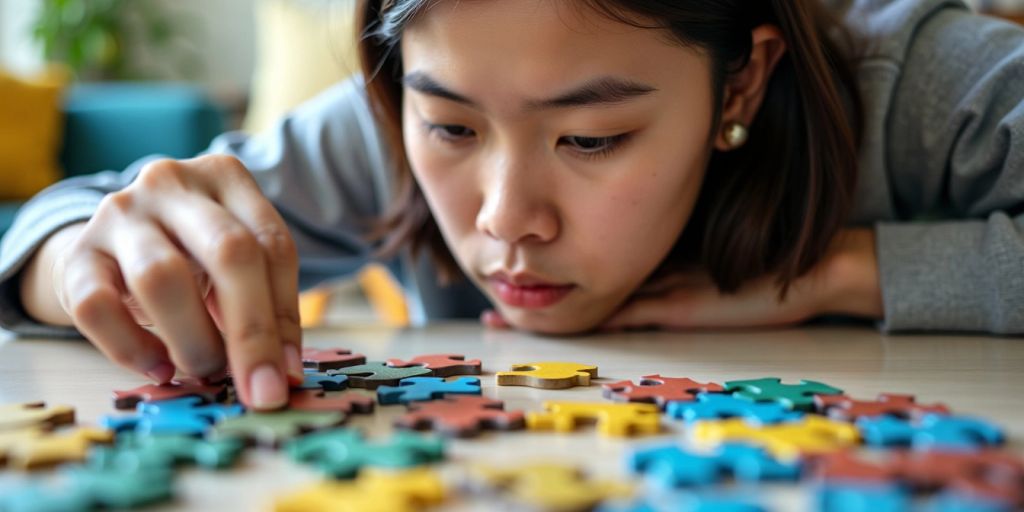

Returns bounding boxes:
[0,426,113,469]
[470,462,633,512]
[527,401,661,437]
[274,467,445,512]
[496,362,598,389]
[691,415,860,461]
[0,402,74,431]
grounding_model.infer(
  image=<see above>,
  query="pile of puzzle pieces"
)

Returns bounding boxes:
[0,349,1021,511]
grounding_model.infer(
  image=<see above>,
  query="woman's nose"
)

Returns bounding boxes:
[475,157,560,246]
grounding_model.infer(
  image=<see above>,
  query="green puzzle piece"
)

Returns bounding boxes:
[327,362,431,389]
[285,427,445,478]
[725,377,842,411]
[89,433,244,471]
[211,410,346,447]
[0,465,175,511]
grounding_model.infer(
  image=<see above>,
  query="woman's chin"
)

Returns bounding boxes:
[497,306,608,336]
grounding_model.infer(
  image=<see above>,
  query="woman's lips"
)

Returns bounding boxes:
[487,277,575,309]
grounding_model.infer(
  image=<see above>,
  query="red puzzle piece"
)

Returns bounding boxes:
[112,379,227,410]
[394,395,525,438]
[814,393,950,421]
[385,353,482,378]
[288,389,375,415]
[602,375,724,409]
[302,348,367,371]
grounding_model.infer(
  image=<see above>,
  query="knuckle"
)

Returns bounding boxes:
[137,159,186,189]
[254,226,297,266]
[125,255,191,297]
[68,284,121,329]
[97,190,136,216]
[207,228,262,267]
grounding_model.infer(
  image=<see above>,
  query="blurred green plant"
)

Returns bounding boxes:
[30,0,204,81]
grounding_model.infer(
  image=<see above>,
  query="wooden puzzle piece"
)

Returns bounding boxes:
[496,362,597,389]
[288,389,375,415]
[856,413,1004,450]
[0,402,75,431]
[527,401,661,437]
[376,377,482,405]
[603,375,724,409]
[814,392,950,421]
[469,462,633,512]
[112,378,227,410]
[0,464,174,511]
[101,396,244,436]
[385,353,482,377]
[0,427,113,470]
[212,410,346,448]
[665,392,804,425]
[302,347,367,371]
[285,428,445,479]
[692,415,859,461]
[600,490,766,512]
[816,482,909,512]
[274,467,445,512]
[298,370,349,391]
[327,362,432,389]
[394,395,525,438]
[725,377,842,411]
[628,442,801,488]
[88,432,244,471]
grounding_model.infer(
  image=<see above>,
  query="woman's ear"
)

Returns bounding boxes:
[714,25,787,151]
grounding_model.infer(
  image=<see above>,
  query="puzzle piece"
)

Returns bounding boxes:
[285,428,444,479]
[288,389,375,415]
[377,377,482,405]
[302,347,367,371]
[725,377,842,411]
[0,464,175,510]
[856,413,1004,450]
[814,393,950,421]
[527,401,661,437]
[603,375,724,409]
[112,378,227,409]
[386,353,482,377]
[327,362,432,389]
[927,491,1014,512]
[0,402,75,431]
[101,396,244,436]
[496,361,598,389]
[665,392,804,425]
[0,427,113,469]
[274,467,445,512]
[691,415,859,461]
[394,395,525,438]
[88,432,244,471]
[628,442,801,489]
[212,409,346,447]
[598,490,766,512]
[299,370,350,391]
[469,462,633,512]
[816,482,909,512]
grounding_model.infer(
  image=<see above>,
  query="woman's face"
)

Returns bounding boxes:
[401,0,716,334]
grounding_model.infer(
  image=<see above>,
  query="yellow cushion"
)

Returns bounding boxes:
[0,68,66,201]
[243,0,360,133]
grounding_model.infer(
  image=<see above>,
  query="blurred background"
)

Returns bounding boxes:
[0,0,1021,329]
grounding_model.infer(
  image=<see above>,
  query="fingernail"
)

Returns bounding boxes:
[145,362,176,383]
[249,364,287,410]
[284,345,304,381]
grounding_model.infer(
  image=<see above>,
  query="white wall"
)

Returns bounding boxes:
[0,0,256,95]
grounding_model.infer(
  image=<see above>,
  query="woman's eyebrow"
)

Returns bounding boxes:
[402,71,658,111]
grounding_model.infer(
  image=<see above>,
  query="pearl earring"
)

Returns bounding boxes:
[723,121,749,148]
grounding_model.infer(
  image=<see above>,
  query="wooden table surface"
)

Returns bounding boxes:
[1,322,1022,511]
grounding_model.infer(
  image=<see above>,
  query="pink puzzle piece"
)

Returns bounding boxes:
[385,354,482,378]
[112,379,227,410]
[814,393,951,421]
[603,375,725,409]
[301,348,367,371]
[288,389,375,415]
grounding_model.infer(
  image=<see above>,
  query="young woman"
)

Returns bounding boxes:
[1,0,1021,410]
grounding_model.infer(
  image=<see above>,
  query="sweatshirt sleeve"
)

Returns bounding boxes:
[0,75,392,337]
[876,8,1024,334]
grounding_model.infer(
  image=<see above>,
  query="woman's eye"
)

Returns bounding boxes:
[424,122,475,142]
[560,134,630,159]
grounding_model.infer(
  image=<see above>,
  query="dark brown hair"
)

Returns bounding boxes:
[357,0,863,299]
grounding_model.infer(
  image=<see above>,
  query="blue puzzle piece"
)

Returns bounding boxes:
[376,376,482,405]
[100,396,244,436]
[816,482,908,512]
[599,490,766,512]
[627,442,800,489]
[925,491,1011,512]
[299,370,349,391]
[665,393,804,425]
[856,413,1004,449]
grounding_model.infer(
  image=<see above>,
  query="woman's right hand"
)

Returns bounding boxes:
[37,155,305,410]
